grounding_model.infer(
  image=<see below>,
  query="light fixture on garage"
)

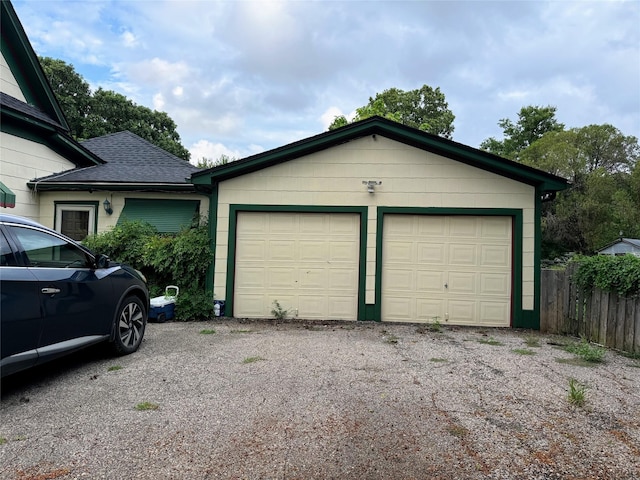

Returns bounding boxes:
[362,180,382,193]
[103,198,113,215]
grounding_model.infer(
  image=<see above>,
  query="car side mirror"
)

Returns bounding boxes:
[95,254,110,269]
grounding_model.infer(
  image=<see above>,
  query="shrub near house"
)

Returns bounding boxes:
[83,220,214,320]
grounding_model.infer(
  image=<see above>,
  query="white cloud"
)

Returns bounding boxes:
[121,31,137,48]
[153,93,164,111]
[189,140,245,165]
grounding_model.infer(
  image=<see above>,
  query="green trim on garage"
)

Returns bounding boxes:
[206,185,218,293]
[225,205,368,320]
[118,198,200,233]
[374,207,526,326]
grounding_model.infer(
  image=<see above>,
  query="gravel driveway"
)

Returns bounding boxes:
[1,320,639,480]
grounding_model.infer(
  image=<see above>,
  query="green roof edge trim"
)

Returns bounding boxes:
[192,116,570,194]
[1,0,69,130]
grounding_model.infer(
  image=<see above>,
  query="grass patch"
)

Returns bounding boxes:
[567,378,588,407]
[242,356,265,364]
[619,350,640,360]
[564,339,605,363]
[477,337,504,346]
[0,437,7,445]
[447,424,469,438]
[384,335,399,344]
[524,336,541,348]
[230,329,252,334]
[512,348,536,356]
[135,402,159,411]
[429,357,448,363]
[556,357,599,367]
[107,365,123,372]
[199,329,216,334]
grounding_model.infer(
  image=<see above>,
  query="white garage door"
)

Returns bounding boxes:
[382,215,512,326]
[234,212,360,320]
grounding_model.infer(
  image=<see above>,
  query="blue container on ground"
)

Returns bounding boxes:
[149,286,179,323]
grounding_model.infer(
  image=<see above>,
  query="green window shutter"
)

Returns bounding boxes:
[118,199,199,233]
[0,181,16,208]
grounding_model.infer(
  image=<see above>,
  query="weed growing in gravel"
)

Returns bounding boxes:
[107,365,123,372]
[478,337,503,346]
[512,348,536,355]
[243,356,265,364]
[135,402,159,411]
[416,317,443,334]
[564,339,605,363]
[447,424,469,438]
[0,437,6,445]
[200,329,216,334]
[524,336,541,347]
[567,378,588,407]
[384,335,399,344]
[430,358,448,362]
[271,300,288,320]
[230,329,252,334]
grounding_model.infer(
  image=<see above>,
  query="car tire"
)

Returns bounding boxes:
[112,295,146,355]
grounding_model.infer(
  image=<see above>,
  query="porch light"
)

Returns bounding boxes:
[362,180,382,193]
[103,198,113,215]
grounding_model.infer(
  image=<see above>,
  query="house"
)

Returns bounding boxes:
[1,0,207,238]
[598,238,640,257]
[1,0,102,220]
[29,131,207,240]
[192,117,570,328]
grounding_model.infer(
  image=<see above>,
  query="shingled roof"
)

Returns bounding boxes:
[29,131,202,192]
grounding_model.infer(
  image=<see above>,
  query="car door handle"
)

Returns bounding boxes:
[41,287,61,294]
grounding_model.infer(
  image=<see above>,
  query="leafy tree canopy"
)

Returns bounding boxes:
[196,154,237,169]
[519,123,639,255]
[329,85,455,139]
[40,56,190,161]
[480,105,565,160]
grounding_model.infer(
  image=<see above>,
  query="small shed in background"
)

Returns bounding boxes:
[598,238,640,256]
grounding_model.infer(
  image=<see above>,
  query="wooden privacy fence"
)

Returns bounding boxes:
[540,263,640,354]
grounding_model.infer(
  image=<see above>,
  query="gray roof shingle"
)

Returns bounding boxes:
[32,131,201,184]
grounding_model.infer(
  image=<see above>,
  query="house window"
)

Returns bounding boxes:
[54,203,98,241]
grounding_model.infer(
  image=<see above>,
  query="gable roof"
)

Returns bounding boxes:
[1,0,101,168]
[192,116,570,195]
[29,131,202,192]
[598,238,640,254]
[1,0,68,129]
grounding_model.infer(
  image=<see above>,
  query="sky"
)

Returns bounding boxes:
[12,0,640,165]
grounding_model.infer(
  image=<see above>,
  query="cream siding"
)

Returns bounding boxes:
[0,132,76,220]
[38,191,210,234]
[0,51,26,101]
[214,135,536,312]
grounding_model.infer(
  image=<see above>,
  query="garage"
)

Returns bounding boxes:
[233,211,361,320]
[381,214,512,326]
[193,116,569,328]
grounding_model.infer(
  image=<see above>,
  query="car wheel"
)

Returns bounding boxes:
[112,296,146,355]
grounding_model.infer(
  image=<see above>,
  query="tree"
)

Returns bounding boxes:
[480,105,565,160]
[39,57,191,161]
[196,154,236,169]
[39,57,91,139]
[329,85,455,139]
[520,124,640,255]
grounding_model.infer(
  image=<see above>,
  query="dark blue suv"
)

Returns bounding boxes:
[1,214,149,377]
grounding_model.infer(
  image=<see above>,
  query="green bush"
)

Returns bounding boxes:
[174,289,215,321]
[573,255,640,297]
[84,221,214,313]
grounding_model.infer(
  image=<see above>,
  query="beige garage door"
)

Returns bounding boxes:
[382,215,512,326]
[234,212,360,320]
